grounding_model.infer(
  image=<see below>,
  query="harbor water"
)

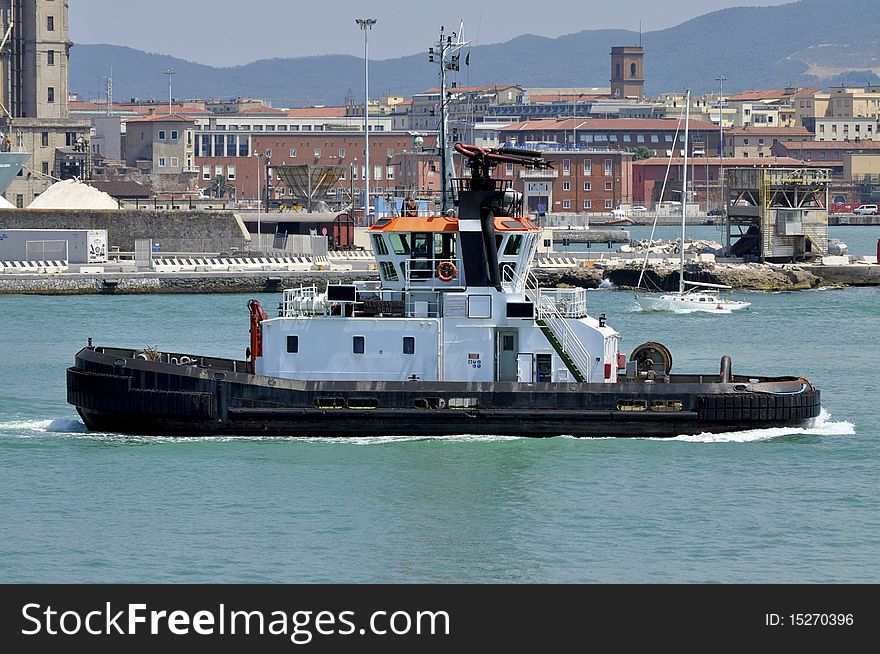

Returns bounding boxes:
[557,224,880,257]
[1,289,876,583]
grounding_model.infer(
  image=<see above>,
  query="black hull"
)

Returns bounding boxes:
[67,347,821,439]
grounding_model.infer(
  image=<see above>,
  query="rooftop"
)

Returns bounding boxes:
[726,126,812,135]
[287,106,348,118]
[500,118,719,132]
[126,113,196,124]
[728,88,820,102]
[635,156,828,167]
[776,140,880,150]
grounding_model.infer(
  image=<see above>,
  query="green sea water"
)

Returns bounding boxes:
[0,288,875,583]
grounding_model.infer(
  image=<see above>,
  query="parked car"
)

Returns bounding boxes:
[630,205,647,212]
[707,207,724,216]
[854,204,878,215]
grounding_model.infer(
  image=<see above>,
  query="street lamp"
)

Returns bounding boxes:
[164,69,175,115]
[715,76,727,176]
[356,18,377,223]
[253,150,262,251]
[716,75,728,250]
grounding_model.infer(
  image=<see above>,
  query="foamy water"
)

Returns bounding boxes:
[665,409,855,443]
[0,410,854,446]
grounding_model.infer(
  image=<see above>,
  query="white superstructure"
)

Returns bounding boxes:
[255,212,621,385]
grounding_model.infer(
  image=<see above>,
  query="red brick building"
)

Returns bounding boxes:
[195,133,439,203]
[489,149,633,214]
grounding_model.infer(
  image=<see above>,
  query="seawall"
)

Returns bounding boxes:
[0,209,246,252]
[0,271,378,295]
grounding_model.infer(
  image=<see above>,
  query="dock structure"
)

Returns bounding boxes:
[549,228,630,245]
[725,168,832,263]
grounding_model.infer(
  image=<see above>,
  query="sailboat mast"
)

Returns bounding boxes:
[680,90,690,294]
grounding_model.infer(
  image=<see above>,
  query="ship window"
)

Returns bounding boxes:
[389,234,410,254]
[314,398,345,409]
[372,234,389,255]
[503,235,524,256]
[347,398,378,410]
[403,336,415,355]
[411,233,431,259]
[651,400,683,412]
[379,261,399,282]
[353,336,365,354]
[286,336,299,353]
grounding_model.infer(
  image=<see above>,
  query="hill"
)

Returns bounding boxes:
[70,0,880,106]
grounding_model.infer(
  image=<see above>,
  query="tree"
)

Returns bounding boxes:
[207,175,235,199]
[630,146,655,161]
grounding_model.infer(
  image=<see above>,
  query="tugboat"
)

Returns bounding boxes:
[67,144,820,438]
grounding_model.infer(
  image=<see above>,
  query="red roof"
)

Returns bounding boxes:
[635,156,827,167]
[528,94,605,103]
[726,126,812,136]
[238,106,287,115]
[125,113,196,123]
[728,88,822,102]
[500,118,719,131]
[424,85,519,94]
[287,106,348,117]
[776,140,880,150]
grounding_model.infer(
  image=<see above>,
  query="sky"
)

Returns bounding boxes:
[69,0,792,66]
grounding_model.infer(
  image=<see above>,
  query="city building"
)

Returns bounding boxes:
[500,149,632,215]
[770,139,880,177]
[0,0,91,206]
[610,46,645,100]
[122,113,198,195]
[196,132,439,205]
[722,126,812,158]
[794,86,880,129]
[813,116,879,142]
[499,118,720,156]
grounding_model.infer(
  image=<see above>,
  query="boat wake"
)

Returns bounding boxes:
[0,417,89,436]
[664,409,855,443]
[2,411,852,445]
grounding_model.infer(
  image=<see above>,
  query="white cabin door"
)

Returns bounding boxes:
[517,353,534,383]
[496,330,519,382]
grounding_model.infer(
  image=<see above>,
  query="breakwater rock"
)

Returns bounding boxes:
[604,262,825,291]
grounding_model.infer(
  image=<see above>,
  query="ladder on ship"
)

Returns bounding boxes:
[518,272,592,383]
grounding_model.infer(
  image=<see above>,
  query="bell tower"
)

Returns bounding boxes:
[610,46,645,100]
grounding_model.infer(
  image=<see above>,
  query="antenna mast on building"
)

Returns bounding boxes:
[429,22,469,214]
[106,69,113,116]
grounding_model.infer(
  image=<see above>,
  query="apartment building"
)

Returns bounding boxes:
[722,126,812,158]
[0,0,91,206]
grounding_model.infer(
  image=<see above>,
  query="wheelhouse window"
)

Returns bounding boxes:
[372,234,389,256]
[287,336,299,353]
[389,234,410,255]
[379,261,399,282]
[353,336,365,354]
[503,234,524,256]
[403,337,415,355]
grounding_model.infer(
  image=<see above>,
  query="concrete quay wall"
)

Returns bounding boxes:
[0,209,247,253]
[0,271,378,296]
[1,264,878,296]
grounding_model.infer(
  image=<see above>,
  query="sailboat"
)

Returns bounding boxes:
[637,90,750,314]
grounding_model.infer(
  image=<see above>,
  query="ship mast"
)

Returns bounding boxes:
[429,23,469,215]
[680,89,691,294]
